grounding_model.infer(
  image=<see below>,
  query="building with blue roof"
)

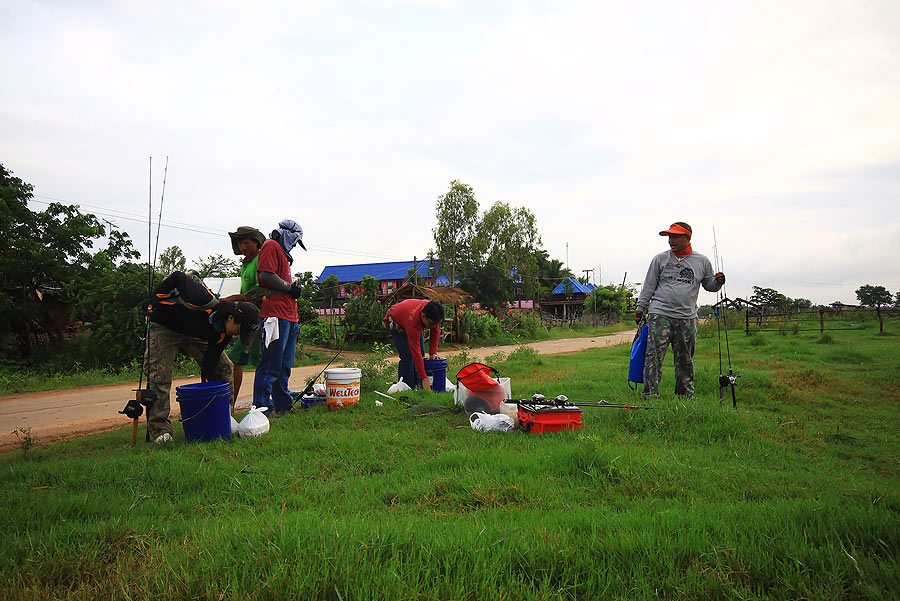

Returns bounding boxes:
[551,277,597,295]
[541,277,597,319]
[316,259,449,298]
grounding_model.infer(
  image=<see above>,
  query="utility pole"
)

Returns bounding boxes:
[582,269,593,285]
[413,256,418,286]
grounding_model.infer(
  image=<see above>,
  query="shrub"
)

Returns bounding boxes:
[502,311,545,339]
[343,341,394,387]
[298,320,330,346]
[458,310,504,342]
[342,276,389,344]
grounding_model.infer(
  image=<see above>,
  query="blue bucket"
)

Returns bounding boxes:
[424,358,449,392]
[176,381,232,442]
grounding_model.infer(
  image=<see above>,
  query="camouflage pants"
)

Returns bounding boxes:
[642,314,697,399]
[143,322,233,439]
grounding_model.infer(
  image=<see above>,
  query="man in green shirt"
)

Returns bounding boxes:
[227,226,266,406]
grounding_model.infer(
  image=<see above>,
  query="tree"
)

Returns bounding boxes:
[856,284,892,333]
[291,271,319,324]
[751,286,788,312]
[895,291,900,309]
[469,201,541,303]
[856,284,892,308]
[535,250,572,302]
[157,245,186,275]
[432,180,480,286]
[1,163,104,354]
[342,275,387,343]
[584,285,626,324]
[0,163,146,367]
[789,297,813,312]
[319,274,341,309]
[194,253,240,278]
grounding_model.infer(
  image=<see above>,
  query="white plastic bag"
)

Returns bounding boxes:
[445,378,455,391]
[237,406,270,438]
[312,383,326,395]
[230,415,240,434]
[469,411,515,433]
[387,379,412,394]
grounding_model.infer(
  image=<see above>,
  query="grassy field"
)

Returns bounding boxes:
[1,318,897,600]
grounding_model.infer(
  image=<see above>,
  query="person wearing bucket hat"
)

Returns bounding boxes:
[253,219,307,415]
[225,226,266,401]
[143,271,260,443]
[634,222,725,400]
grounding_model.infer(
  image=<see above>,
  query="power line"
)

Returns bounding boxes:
[28,195,410,261]
[27,193,613,289]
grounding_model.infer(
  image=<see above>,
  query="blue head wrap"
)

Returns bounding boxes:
[270,219,306,264]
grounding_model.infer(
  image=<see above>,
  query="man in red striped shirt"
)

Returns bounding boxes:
[384,299,444,390]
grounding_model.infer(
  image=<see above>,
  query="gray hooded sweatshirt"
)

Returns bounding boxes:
[636,250,722,319]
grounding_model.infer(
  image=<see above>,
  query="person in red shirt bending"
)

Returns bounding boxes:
[384,299,444,390]
[253,219,307,415]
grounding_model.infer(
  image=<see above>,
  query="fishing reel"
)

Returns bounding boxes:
[718,373,740,387]
[119,388,156,419]
[531,393,570,407]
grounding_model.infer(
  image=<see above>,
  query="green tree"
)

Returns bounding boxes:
[319,274,341,310]
[292,271,319,324]
[465,201,541,304]
[157,245,186,275]
[194,253,240,278]
[66,229,146,368]
[895,291,900,309]
[432,180,479,286]
[0,163,147,367]
[751,286,789,312]
[584,285,626,324]
[534,249,572,303]
[1,164,105,355]
[342,275,387,343]
[856,284,892,308]
[475,201,540,277]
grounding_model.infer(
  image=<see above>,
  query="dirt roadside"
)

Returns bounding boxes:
[0,333,633,453]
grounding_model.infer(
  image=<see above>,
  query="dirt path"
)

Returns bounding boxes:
[0,333,632,452]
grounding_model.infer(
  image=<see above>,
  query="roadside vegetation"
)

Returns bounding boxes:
[1,318,897,599]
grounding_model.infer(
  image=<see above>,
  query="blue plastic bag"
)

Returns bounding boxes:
[628,324,648,387]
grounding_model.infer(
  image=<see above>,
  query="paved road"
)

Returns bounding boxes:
[0,333,632,452]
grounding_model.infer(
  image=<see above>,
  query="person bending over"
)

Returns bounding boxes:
[384,299,444,390]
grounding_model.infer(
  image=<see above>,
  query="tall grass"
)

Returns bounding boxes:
[0,319,897,599]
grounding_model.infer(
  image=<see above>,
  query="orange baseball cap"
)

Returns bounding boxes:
[659,222,692,236]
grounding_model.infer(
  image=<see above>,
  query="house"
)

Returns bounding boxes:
[539,277,596,319]
[316,259,449,299]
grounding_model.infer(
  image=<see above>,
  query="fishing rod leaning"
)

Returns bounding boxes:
[119,157,168,444]
[712,227,739,409]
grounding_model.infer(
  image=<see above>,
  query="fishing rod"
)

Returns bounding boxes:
[119,157,168,444]
[713,227,739,409]
[508,394,653,411]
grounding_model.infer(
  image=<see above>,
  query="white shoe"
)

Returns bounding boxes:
[153,432,173,444]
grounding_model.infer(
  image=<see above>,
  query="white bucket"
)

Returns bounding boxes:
[324,368,362,409]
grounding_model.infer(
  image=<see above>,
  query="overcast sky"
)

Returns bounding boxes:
[2,0,899,305]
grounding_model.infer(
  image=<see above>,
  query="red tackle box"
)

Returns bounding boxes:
[517,403,583,433]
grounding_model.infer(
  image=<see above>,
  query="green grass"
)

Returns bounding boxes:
[0,321,898,599]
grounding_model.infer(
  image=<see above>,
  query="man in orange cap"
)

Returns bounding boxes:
[635,222,725,400]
